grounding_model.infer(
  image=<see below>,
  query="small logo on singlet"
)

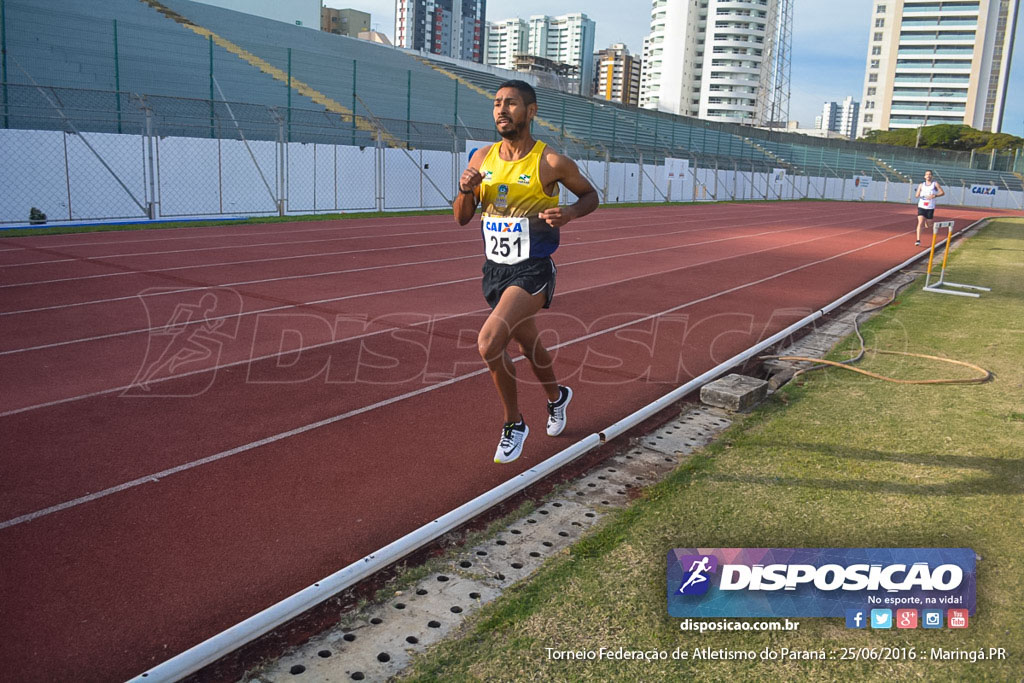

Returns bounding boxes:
[495,183,509,208]
[517,173,531,185]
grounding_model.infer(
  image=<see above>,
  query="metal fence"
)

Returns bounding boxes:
[2,0,1021,181]
[1,83,1021,226]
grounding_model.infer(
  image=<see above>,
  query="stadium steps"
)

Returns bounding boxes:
[741,137,800,175]
[869,156,911,182]
[413,56,601,157]
[136,0,400,147]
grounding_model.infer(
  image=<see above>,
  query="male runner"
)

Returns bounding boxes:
[453,80,598,464]
[914,169,944,246]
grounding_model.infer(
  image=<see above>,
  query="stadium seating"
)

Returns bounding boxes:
[1,0,1020,189]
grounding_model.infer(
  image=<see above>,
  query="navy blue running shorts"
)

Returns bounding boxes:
[482,257,556,310]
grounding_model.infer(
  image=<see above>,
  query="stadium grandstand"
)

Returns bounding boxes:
[0,0,1021,224]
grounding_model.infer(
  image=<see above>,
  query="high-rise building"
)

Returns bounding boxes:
[820,101,841,133]
[485,18,529,69]
[594,43,642,105]
[859,0,1019,135]
[819,96,861,138]
[639,0,791,126]
[838,96,860,138]
[484,13,595,95]
[395,0,486,63]
[321,7,370,37]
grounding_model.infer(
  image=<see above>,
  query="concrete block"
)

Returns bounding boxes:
[700,373,768,412]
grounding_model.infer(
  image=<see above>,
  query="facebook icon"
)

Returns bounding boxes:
[845,609,867,629]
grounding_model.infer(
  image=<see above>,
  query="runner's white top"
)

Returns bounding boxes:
[918,181,940,210]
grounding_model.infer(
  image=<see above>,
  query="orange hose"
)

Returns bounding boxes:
[764,350,991,385]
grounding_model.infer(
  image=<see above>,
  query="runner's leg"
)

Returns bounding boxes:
[511,314,560,402]
[478,286,548,423]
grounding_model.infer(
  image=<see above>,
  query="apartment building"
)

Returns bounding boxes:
[594,43,642,104]
[639,0,788,125]
[859,0,1019,134]
[396,0,486,63]
[485,13,595,95]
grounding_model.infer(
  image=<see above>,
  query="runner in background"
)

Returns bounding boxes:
[915,170,944,246]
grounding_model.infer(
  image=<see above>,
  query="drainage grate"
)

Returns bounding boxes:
[244,405,736,682]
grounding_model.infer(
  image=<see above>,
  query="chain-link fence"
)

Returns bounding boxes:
[1,83,1021,226]
[2,0,1022,218]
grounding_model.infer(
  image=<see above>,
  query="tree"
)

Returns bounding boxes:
[859,124,1023,152]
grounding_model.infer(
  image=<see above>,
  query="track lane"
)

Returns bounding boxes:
[0,208,911,413]
[0,202,1017,682]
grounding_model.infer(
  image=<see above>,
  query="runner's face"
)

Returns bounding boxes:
[924,172,932,182]
[494,88,533,139]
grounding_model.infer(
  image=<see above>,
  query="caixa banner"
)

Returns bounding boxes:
[667,548,975,617]
[970,184,998,196]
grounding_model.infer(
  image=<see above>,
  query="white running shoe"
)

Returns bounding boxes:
[546,385,573,436]
[494,419,529,464]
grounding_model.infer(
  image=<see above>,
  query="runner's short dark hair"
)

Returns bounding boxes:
[497,80,537,106]
[925,169,933,174]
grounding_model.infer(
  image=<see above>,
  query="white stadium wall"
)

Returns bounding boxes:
[1,129,1021,227]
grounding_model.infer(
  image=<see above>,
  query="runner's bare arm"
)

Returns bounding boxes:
[454,146,490,226]
[537,151,599,228]
[934,183,945,197]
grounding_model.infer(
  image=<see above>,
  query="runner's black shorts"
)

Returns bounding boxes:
[482,257,556,310]
[917,207,935,219]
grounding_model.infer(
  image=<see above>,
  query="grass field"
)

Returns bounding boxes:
[402,218,1024,682]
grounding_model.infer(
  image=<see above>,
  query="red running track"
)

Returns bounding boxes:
[0,202,1016,681]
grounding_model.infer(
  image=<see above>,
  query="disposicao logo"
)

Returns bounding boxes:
[676,555,718,596]
[667,549,975,618]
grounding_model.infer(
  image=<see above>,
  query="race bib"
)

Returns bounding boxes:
[482,215,530,264]
[919,197,935,209]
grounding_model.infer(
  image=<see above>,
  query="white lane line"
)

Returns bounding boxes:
[0,227,473,269]
[0,201,816,283]
[0,202,856,269]
[0,205,898,311]
[0,366,491,532]
[0,219,902,417]
[0,216,462,251]
[0,226,910,531]
[0,214,892,354]
[0,212,696,290]
[0,201,779,252]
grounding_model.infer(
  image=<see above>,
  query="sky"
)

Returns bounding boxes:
[326,0,1024,137]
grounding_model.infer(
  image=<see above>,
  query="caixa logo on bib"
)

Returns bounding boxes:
[667,548,976,618]
[483,217,524,233]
